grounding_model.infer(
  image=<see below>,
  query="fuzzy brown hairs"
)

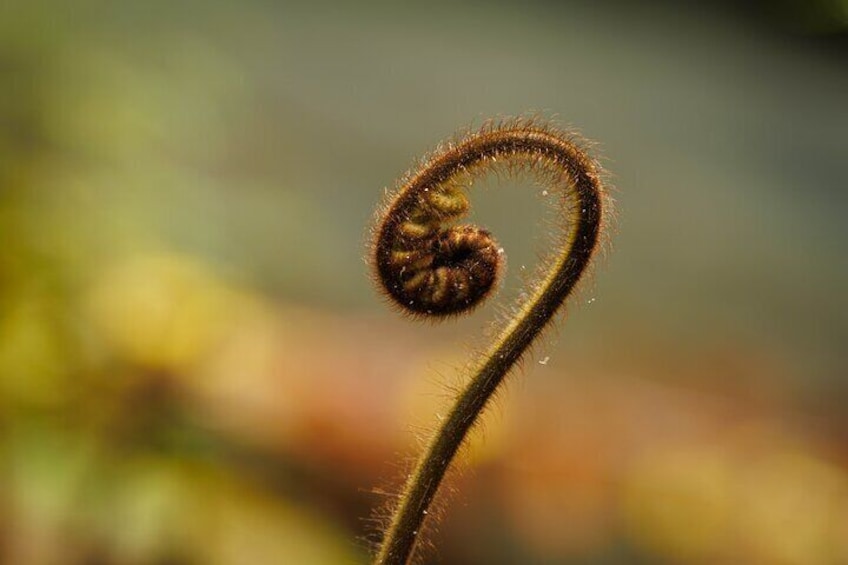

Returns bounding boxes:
[369,118,610,565]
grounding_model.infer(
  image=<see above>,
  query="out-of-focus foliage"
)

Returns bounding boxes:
[1,1,846,564]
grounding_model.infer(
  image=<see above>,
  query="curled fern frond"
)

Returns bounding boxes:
[370,118,610,565]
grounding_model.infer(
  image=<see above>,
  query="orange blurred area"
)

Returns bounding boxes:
[1,1,846,564]
[2,245,846,563]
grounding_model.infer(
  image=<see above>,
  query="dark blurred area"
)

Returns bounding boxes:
[1,1,846,564]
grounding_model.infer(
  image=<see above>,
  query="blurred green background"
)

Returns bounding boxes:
[1,1,846,563]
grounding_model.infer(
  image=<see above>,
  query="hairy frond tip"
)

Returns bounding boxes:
[368,116,611,565]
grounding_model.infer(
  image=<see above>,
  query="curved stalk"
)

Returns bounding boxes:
[370,120,607,565]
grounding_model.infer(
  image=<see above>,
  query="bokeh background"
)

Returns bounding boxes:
[1,1,847,563]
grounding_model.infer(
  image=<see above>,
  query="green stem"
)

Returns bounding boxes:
[373,126,605,565]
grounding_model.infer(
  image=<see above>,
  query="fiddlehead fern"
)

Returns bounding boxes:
[370,119,609,565]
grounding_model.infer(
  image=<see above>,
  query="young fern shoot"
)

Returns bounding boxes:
[370,119,609,565]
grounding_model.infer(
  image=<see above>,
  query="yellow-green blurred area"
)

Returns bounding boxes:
[1,0,846,563]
